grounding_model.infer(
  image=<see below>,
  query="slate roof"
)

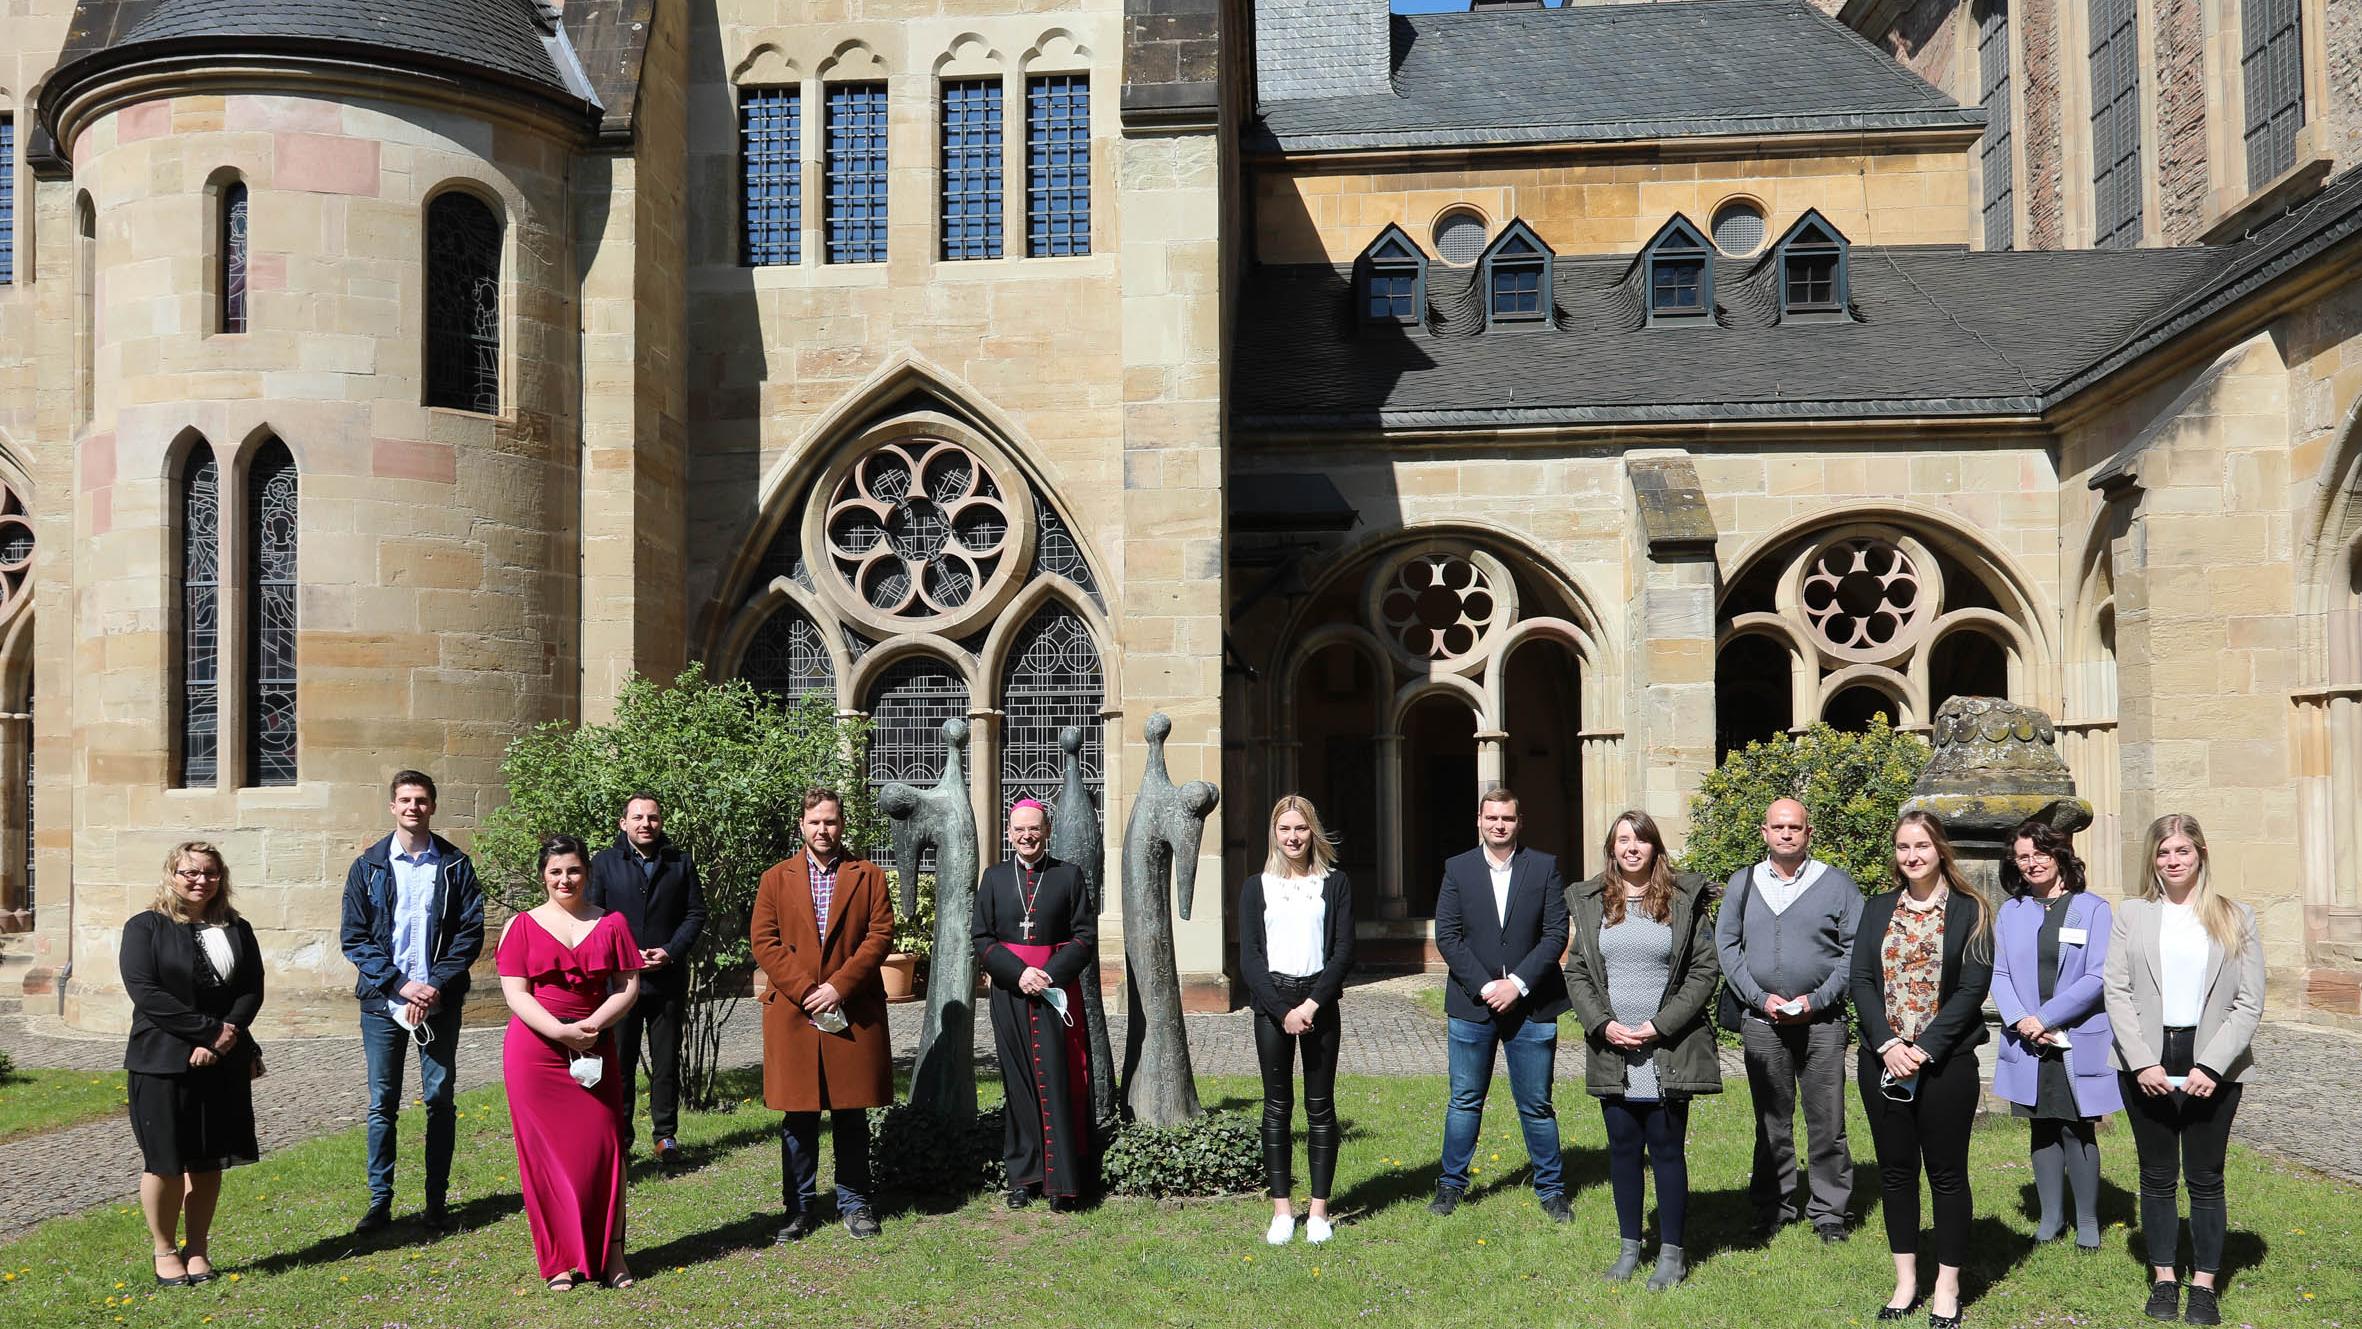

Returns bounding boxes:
[44,0,637,141]
[1251,0,1984,154]
[1234,243,2235,428]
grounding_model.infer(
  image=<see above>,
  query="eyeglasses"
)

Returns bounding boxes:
[174,869,224,881]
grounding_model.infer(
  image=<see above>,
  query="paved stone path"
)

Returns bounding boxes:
[4,976,2355,1241]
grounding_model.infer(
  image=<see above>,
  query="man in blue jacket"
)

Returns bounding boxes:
[1430,784,1572,1221]
[339,769,484,1235]
[588,791,706,1167]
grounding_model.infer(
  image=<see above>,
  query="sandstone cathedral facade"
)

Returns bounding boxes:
[0,0,2357,1031]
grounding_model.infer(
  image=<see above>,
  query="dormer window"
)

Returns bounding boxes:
[1357,224,1427,327]
[1480,220,1551,324]
[1778,211,1849,319]
[1644,215,1713,325]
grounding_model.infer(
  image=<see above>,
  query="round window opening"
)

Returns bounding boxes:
[1432,209,1489,266]
[1710,199,1768,256]
[1799,536,1933,662]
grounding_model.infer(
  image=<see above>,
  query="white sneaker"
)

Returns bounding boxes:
[1305,1215,1333,1244]
[1265,1214,1295,1245]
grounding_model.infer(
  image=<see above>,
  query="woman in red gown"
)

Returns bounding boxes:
[497,834,644,1290]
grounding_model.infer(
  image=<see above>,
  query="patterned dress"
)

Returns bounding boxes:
[1600,906,1676,1100]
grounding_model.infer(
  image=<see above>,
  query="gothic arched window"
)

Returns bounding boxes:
[998,601,1104,810]
[865,655,969,868]
[425,192,501,414]
[741,599,836,706]
[246,440,298,786]
[179,443,220,786]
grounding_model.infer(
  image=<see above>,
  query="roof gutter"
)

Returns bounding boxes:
[1247,122,1988,167]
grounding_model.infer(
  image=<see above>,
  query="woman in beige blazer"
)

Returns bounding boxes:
[2102,814,2264,1328]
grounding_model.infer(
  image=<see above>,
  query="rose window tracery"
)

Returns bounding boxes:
[1798,536,1934,664]
[1370,547,1515,671]
[819,438,1025,632]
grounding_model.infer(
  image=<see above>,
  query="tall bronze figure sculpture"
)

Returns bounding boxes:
[1047,726,1117,1124]
[1119,712,1221,1127]
[879,718,981,1122]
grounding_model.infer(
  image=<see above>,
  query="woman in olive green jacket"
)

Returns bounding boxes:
[1565,810,1723,1291]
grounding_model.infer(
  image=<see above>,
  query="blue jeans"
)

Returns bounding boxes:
[1441,1015,1563,1199]
[360,998,462,1208]
[781,1110,874,1215]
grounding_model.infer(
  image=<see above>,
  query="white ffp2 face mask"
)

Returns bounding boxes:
[569,1054,604,1089]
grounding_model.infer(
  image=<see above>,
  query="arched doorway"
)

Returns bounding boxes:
[1500,636,1583,870]
[1288,638,1384,898]
[1402,691,1477,919]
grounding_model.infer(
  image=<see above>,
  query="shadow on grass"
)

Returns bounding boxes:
[632,1211,785,1273]
[245,1190,528,1275]
[2131,1223,2269,1292]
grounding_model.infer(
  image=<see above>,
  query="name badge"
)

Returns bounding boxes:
[2060,927,2089,946]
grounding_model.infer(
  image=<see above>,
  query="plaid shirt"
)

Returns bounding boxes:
[808,855,840,937]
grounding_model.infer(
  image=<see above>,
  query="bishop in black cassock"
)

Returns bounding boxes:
[974,799,1097,1209]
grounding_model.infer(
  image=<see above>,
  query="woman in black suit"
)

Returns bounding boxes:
[1238,794,1354,1245]
[1852,812,1994,1328]
[121,842,264,1287]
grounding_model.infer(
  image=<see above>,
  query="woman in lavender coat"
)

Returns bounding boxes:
[1992,819,2122,1251]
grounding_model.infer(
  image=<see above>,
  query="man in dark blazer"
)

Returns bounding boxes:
[339,769,484,1236]
[1429,784,1572,1220]
[588,791,707,1167]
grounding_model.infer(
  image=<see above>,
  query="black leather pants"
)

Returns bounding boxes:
[1254,974,1342,1200]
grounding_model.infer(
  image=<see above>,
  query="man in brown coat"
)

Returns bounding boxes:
[751,787,895,1241]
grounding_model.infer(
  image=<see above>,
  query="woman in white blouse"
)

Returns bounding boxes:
[2103,815,2264,1328]
[1238,795,1355,1244]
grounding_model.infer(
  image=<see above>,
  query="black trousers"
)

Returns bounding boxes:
[616,980,685,1144]
[1859,1049,1979,1266]
[1602,1096,1690,1245]
[1253,975,1341,1201]
[2121,1072,2242,1275]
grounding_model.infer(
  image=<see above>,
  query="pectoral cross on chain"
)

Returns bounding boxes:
[1019,916,1037,942]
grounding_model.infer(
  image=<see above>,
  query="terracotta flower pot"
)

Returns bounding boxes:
[881,951,920,1003]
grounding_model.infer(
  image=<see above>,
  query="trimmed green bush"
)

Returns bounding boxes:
[1099,1111,1263,1199]
[1682,717,1931,892]
[868,1101,1007,1196]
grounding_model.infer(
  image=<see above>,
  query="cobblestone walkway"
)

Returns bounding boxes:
[5,978,2355,1240]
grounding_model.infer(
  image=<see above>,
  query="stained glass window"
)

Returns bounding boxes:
[741,599,836,706]
[942,80,1003,260]
[1979,2,2015,252]
[865,655,968,869]
[998,602,1104,811]
[247,441,298,786]
[221,181,249,333]
[2242,0,2305,190]
[1026,75,1089,257]
[742,87,802,266]
[2087,0,2143,249]
[826,83,889,264]
[180,445,220,786]
[425,192,501,413]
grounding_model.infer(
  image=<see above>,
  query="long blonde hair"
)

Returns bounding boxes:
[152,841,237,926]
[1888,812,1992,959]
[1600,810,1675,926]
[1263,794,1339,880]
[2140,814,2244,951]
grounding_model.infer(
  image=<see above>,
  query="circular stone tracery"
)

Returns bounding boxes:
[1372,548,1515,670]
[0,483,33,626]
[806,425,1036,638]
[1798,535,1933,664]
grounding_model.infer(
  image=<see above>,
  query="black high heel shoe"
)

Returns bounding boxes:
[178,1246,217,1285]
[1927,1308,1964,1328]
[1875,1300,1921,1321]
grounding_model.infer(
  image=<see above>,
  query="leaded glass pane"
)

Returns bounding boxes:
[1432,211,1486,265]
[221,182,249,333]
[1979,1,2015,252]
[998,603,1104,812]
[2243,0,2305,190]
[866,656,969,870]
[1,118,16,285]
[1026,75,1090,257]
[941,80,1003,261]
[741,600,836,705]
[247,442,298,786]
[1033,499,1101,602]
[826,83,889,264]
[2088,0,2143,249]
[425,193,501,412]
[180,446,220,787]
[742,88,802,266]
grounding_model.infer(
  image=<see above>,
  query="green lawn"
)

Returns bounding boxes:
[0,1071,2352,1328]
[0,1069,128,1144]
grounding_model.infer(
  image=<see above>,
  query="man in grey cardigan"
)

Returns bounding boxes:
[1714,798,1864,1243]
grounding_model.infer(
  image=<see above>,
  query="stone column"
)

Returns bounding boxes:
[1627,454,1720,850]
[1376,731,1408,919]
[1474,729,1507,788]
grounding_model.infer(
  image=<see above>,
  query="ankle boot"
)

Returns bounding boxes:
[1604,1238,1645,1282]
[1646,1245,1688,1291]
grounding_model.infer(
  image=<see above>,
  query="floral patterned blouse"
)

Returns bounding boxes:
[1881,888,1949,1044]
